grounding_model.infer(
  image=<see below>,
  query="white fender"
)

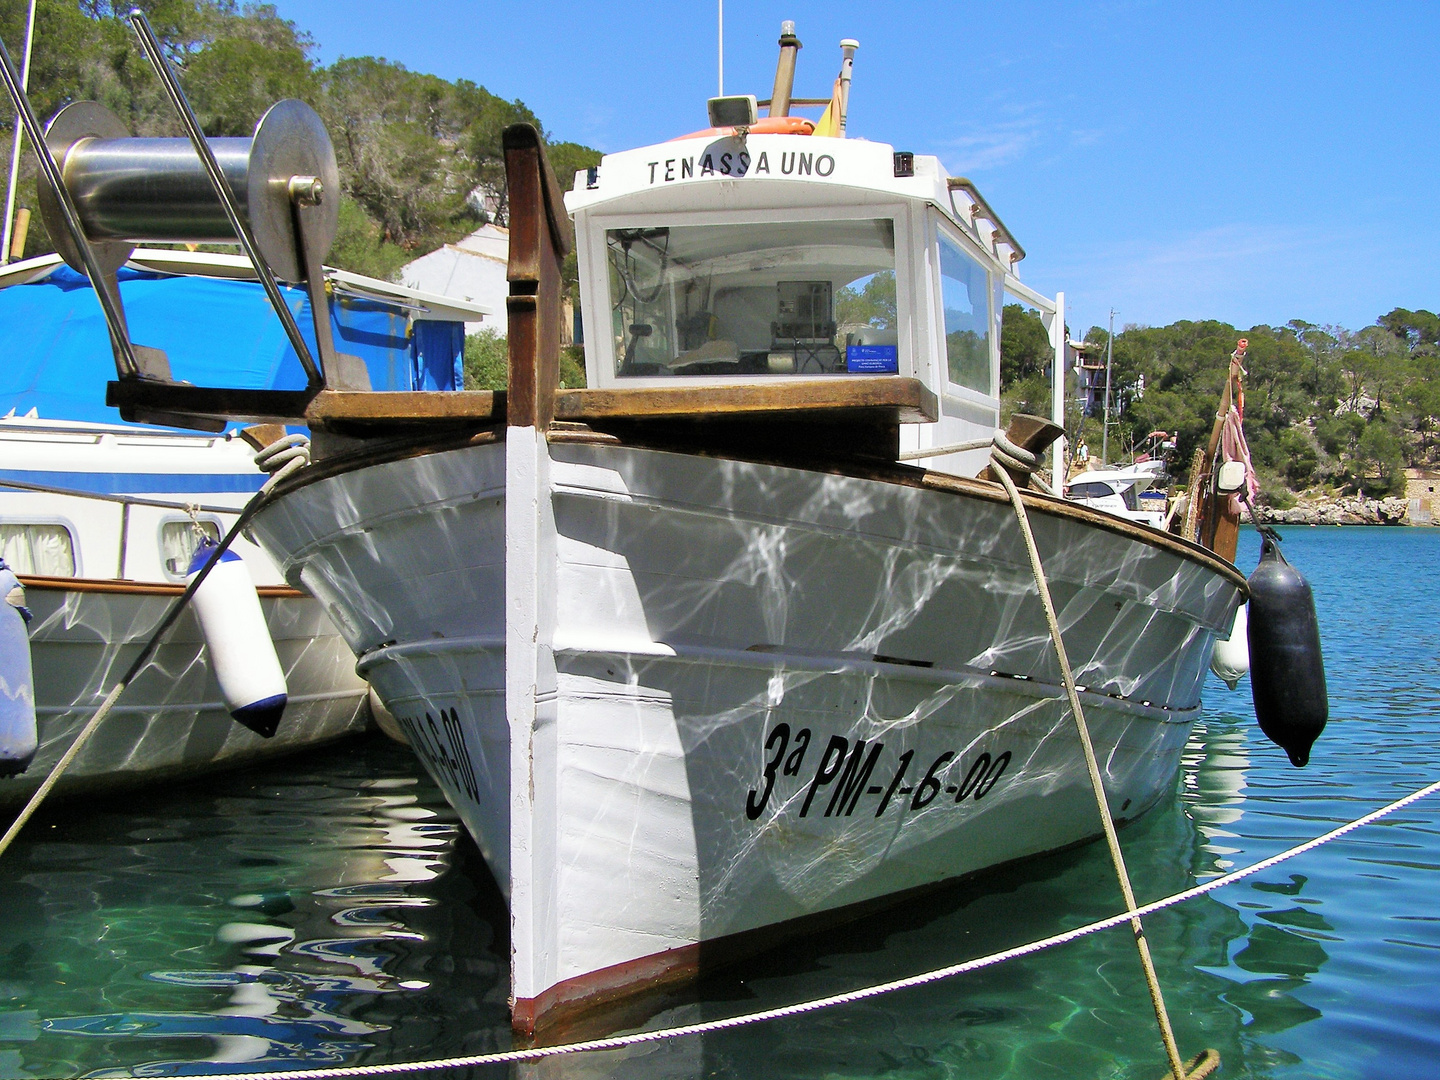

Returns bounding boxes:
[0,559,37,775]
[186,538,288,737]
[365,685,408,746]
[1210,602,1250,691]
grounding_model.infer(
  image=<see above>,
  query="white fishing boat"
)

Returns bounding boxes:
[245,118,1245,1035]
[9,32,1251,1038]
[0,249,489,803]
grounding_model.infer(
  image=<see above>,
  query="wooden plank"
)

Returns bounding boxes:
[20,574,305,599]
[306,390,504,425]
[303,378,936,429]
[555,377,938,424]
[504,124,568,430]
[106,381,314,430]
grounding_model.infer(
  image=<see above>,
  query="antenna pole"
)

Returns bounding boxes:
[837,39,858,136]
[1102,308,1115,465]
[0,0,36,266]
[717,0,724,96]
[768,21,801,118]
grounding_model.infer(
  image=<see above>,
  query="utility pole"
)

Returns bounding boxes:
[1101,308,1115,465]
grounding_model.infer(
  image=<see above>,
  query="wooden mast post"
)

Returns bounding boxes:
[500,122,574,1039]
[1195,340,1247,561]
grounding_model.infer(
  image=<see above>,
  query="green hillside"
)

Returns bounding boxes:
[0,0,601,278]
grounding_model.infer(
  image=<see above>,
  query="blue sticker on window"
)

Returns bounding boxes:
[846,344,899,373]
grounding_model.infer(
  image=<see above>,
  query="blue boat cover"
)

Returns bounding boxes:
[0,264,465,425]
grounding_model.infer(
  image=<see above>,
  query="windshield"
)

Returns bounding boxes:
[606,218,898,377]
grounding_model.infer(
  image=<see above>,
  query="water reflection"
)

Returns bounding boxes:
[0,738,510,1078]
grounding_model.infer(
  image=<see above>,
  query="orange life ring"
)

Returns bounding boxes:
[672,116,815,141]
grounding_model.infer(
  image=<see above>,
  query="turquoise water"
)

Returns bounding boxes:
[2,526,1439,1078]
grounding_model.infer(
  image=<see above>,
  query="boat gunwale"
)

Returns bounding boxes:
[258,423,1248,593]
[17,574,306,598]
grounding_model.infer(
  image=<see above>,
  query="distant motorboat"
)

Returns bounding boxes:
[1065,460,1170,529]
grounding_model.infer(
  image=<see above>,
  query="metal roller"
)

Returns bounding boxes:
[38,98,338,283]
[0,8,358,426]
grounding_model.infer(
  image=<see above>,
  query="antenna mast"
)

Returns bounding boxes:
[717,0,724,95]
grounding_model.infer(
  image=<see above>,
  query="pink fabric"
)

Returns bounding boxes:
[1219,404,1259,514]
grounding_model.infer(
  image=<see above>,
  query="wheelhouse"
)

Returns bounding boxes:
[565,132,1063,475]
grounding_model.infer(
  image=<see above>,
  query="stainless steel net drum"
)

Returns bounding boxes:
[38,98,338,282]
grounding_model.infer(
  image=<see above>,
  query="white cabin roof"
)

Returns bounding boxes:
[564,134,1021,277]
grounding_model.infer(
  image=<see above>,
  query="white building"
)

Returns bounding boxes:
[402,223,510,336]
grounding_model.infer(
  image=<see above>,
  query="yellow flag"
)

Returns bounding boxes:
[813,77,842,137]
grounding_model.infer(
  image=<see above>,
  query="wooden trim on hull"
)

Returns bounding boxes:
[515,788,1167,1043]
[18,574,306,598]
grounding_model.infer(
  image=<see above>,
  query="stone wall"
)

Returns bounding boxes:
[1256,495,1412,526]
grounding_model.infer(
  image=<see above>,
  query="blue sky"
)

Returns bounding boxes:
[274,0,1439,337]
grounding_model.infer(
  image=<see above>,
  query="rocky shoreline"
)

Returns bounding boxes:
[1254,495,1413,526]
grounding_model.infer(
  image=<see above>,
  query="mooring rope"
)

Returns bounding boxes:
[0,434,305,860]
[988,432,1192,1079]
[896,436,992,461]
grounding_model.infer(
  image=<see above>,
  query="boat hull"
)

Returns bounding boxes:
[1,580,368,804]
[248,436,1243,1031]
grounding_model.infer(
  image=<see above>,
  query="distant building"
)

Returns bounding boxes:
[401,222,577,344]
[402,224,510,336]
[1072,342,1107,416]
[1406,468,1440,525]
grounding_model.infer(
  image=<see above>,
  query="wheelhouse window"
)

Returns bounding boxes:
[939,231,993,395]
[606,218,898,377]
[0,522,76,577]
[160,518,221,582]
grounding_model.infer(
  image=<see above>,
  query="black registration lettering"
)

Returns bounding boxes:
[799,736,849,817]
[746,723,790,820]
[875,749,914,816]
[974,751,1011,799]
[911,752,955,810]
[825,740,884,817]
[782,728,811,775]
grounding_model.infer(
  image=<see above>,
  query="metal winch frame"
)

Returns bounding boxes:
[0,9,359,432]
